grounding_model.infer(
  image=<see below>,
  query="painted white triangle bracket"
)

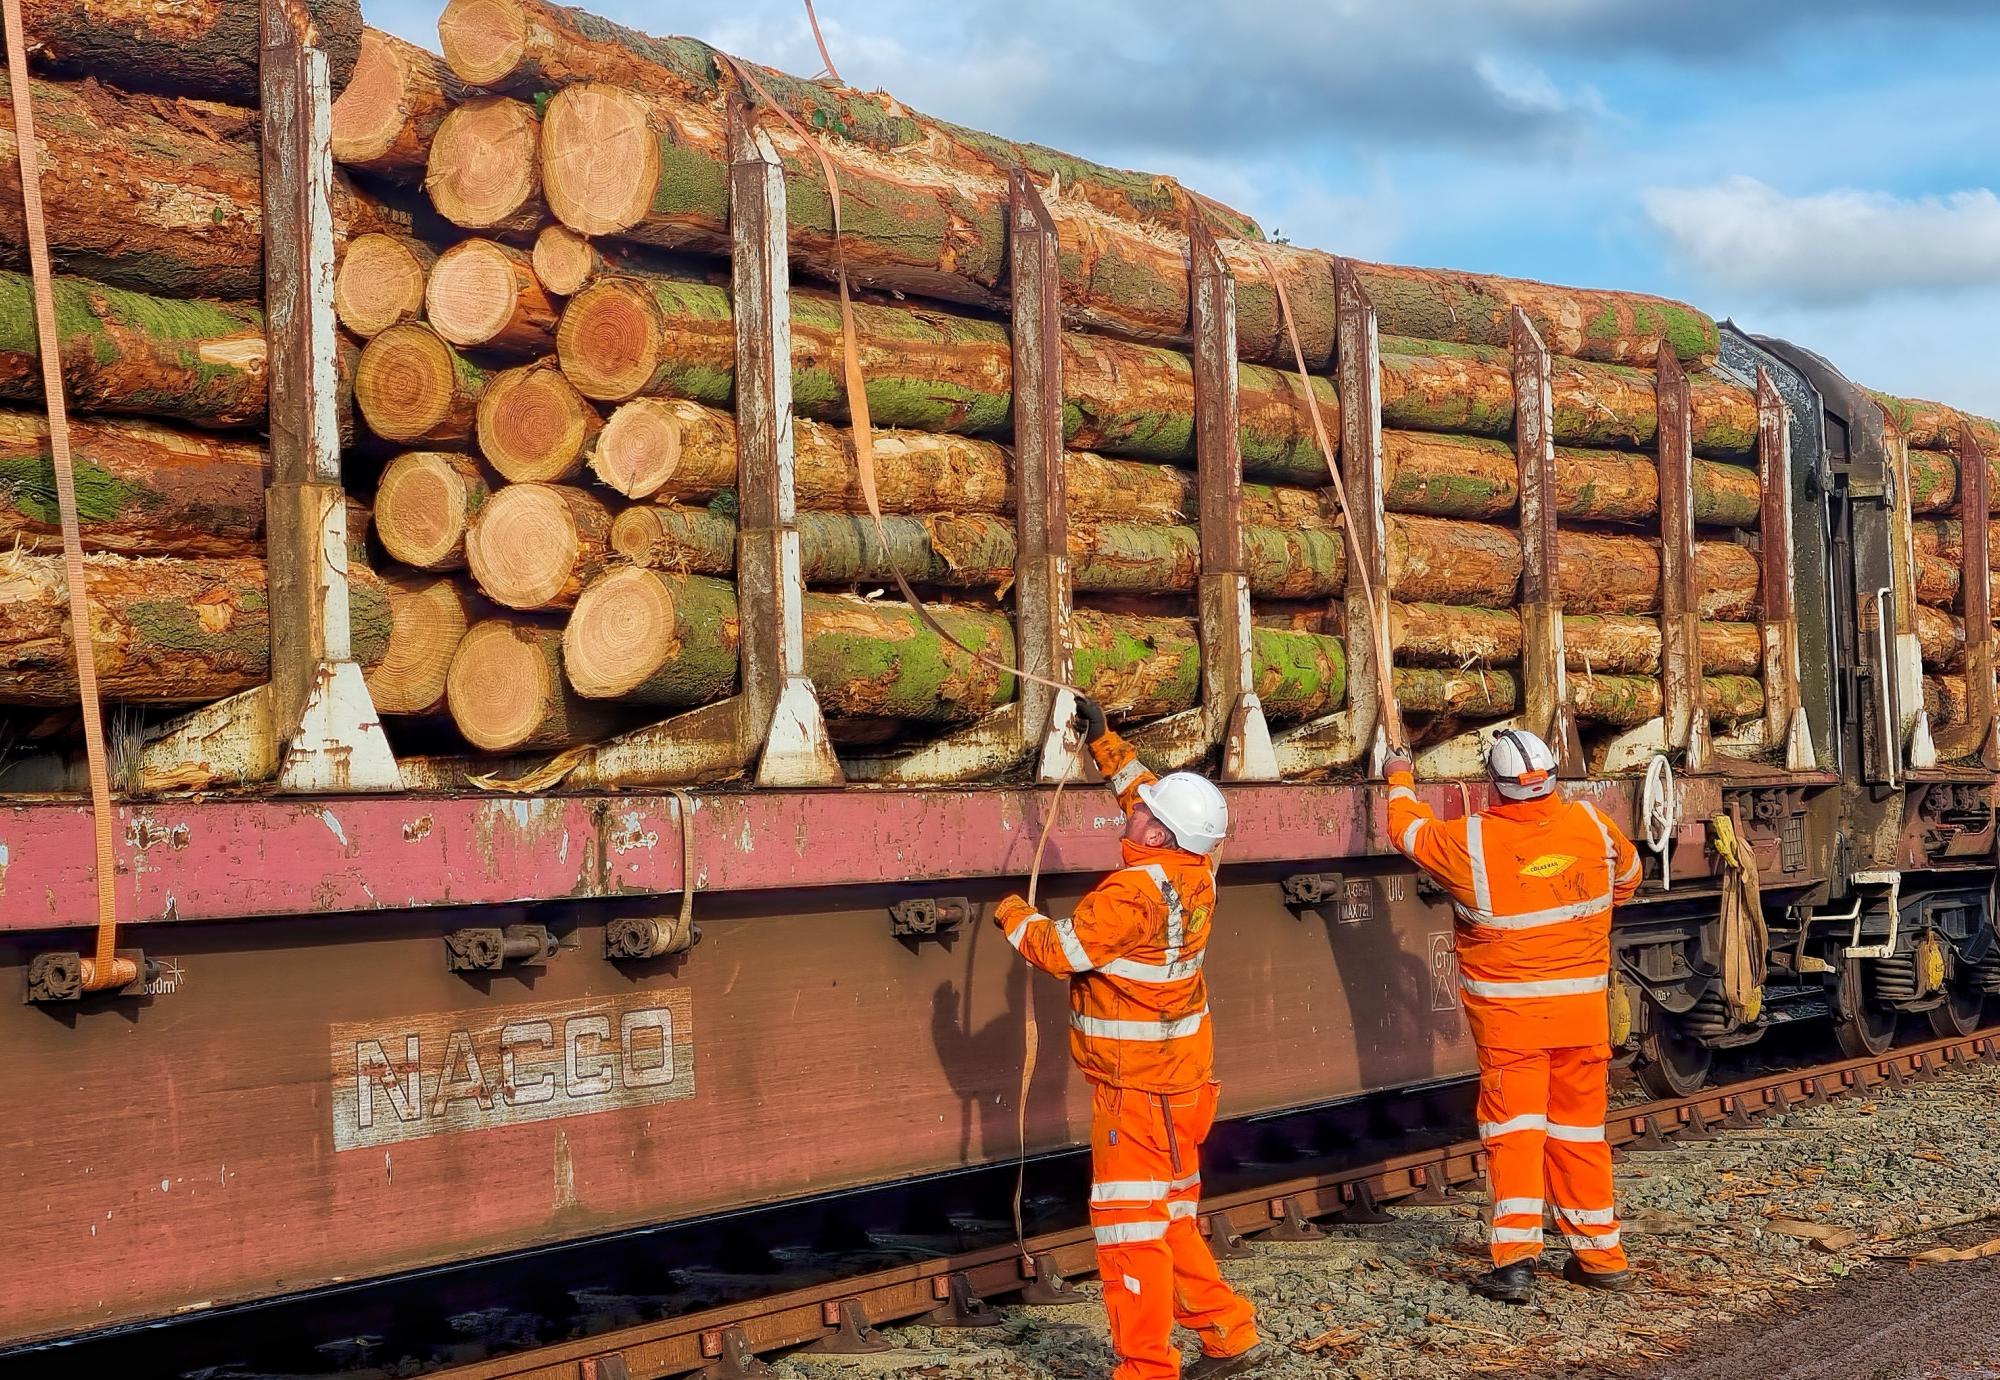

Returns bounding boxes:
[279,661,401,793]
[756,676,842,788]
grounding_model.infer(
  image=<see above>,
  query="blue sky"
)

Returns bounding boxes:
[376,0,2000,413]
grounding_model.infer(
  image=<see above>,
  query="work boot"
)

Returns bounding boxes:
[1182,1343,1270,1379]
[1562,1255,1634,1292]
[1470,1258,1536,1305]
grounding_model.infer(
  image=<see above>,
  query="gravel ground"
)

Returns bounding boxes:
[776,1055,2000,1380]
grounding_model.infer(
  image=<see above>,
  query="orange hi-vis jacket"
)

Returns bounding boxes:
[999,731,1216,1094]
[1387,768,1642,1049]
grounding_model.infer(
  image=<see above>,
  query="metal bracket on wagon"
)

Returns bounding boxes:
[605,914,701,961]
[1279,872,1345,909]
[443,924,557,973]
[888,896,970,941]
[25,949,156,1004]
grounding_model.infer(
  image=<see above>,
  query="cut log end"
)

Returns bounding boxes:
[334,233,429,339]
[532,224,598,296]
[332,29,427,168]
[354,324,480,443]
[554,278,665,402]
[540,83,661,238]
[594,396,696,497]
[446,618,564,750]
[426,238,549,350]
[425,95,543,232]
[464,482,608,610]
[367,576,475,715]
[437,0,532,87]
[476,363,601,482]
[564,565,676,699]
[374,451,489,570]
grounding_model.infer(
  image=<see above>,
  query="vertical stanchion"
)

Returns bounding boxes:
[1755,368,1814,768]
[1511,309,1581,772]
[1656,346,1710,770]
[1942,420,1997,765]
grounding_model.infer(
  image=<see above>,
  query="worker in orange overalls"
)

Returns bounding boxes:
[1386,728,1642,1305]
[995,696,1263,1380]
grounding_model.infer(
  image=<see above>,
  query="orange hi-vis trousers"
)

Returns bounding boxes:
[1479,1043,1627,1274]
[1089,1081,1258,1380]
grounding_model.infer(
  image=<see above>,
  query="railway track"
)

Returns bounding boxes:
[420,1029,2000,1380]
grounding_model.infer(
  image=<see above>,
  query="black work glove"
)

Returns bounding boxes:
[1073,694,1109,745]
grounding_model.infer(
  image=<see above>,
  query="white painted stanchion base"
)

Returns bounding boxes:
[1222,693,1278,782]
[756,677,843,788]
[1414,716,1520,782]
[278,660,401,794]
[136,685,279,792]
[1784,710,1818,772]
[1037,690,1092,784]
[1600,717,1670,775]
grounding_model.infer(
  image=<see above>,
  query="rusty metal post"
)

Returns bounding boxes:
[729,102,840,788]
[1656,346,1711,770]
[1511,310,1581,773]
[1275,259,1384,775]
[1755,368,1815,769]
[1940,422,1997,765]
[256,0,395,792]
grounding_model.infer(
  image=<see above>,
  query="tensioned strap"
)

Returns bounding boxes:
[2,0,131,991]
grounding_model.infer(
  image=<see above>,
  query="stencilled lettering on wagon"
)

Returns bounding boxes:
[330,989,694,1150]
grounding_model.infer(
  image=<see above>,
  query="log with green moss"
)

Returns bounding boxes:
[1392,664,1762,728]
[1912,552,2000,617]
[1868,391,2000,457]
[557,274,1339,479]
[1911,519,2000,570]
[0,410,266,557]
[562,567,1345,726]
[1389,602,1761,675]
[1903,448,2000,517]
[1379,337,1757,456]
[0,271,268,428]
[0,554,389,705]
[1381,429,1761,525]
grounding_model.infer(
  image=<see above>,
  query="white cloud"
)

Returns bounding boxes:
[1643,176,2000,304]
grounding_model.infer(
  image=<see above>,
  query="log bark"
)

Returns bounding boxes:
[475,359,602,481]
[446,615,618,750]
[354,323,487,444]
[424,95,545,235]
[426,238,559,353]
[1916,604,1965,670]
[556,275,1337,477]
[1925,675,1974,728]
[0,410,265,557]
[1869,391,2000,457]
[1379,337,1757,457]
[1391,665,1762,727]
[1381,429,1761,525]
[331,28,465,179]
[0,271,266,428]
[1904,448,2000,517]
[366,574,485,716]
[464,482,612,610]
[1388,601,1760,675]
[373,450,494,571]
[1911,519,2000,571]
[5,0,361,104]
[0,554,388,705]
[0,72,401,302]
[334,232,434,339]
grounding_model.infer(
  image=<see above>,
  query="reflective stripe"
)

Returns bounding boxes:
[1135,863,1185,963]
[1490,1225,1544,1244]
[1547,1121,1606,1143]
[1005,916,1040,950]
[1109,758,1147,793]
[1167,1201,1199,1220]
[1581,801,1623,890]
[1050,915,1095,973]
[1617,856,1641,885]
[1094,1219,1170,1245]
[1479,1113,1548,1138]
[1461,973,1608,999]
[1490,1197,1545,1220]
[1387,785,1417,804]
[1565,1228,1622,1252]
[1399,817,1425,855]
[1092,1179,1170,1203]
[1466,815,1492,915]
[1453,896,1611,931]
[1072,1008,1209,1041]
[1100,951,1205,983]
[1555,1205,1617,1225]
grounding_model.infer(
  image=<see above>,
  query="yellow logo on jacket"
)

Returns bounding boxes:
[1518,853,1578,878]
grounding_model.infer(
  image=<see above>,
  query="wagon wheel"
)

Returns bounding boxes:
[1926,981,1986,1039]
[1833,956,1897,1058]
[1636,1010,1713,1099]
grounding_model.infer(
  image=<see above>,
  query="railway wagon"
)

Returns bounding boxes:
[3,0,1997,1357]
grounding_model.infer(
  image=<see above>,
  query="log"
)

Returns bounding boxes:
[331,28,466,179]
[475,360,602,482]
[0,72,401,302]
[446,616,618,750]
[564,568,1348,725]
[373,451,494,571]
[1069,523,1346,599]
[1911,519,2000,570]
[0,410,265,557]
[0,554,389,705]
[1381,429,1761,525]
[532,224,608,296]
[424,95,544,235]
[556,275,1337,477]
[1925,675,1974,728]
[366,574,484,716]
[464,482,611,610]
[1904,448,2000,517]
[1869,391,2000,457]
[1392,665,1762,727]
[1379,338,1757,457]
[1388,602,1760,675]
[1916,604,1965,670]
[334,233,434,339]
[0,271,266,428]
[354,323,487,444]
[5,0,361,104]
[426,238,559,353]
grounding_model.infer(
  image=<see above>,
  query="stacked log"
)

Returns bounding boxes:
[1893,391,2000,726]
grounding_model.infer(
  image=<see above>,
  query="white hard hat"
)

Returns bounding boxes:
[1137,772,1229,854]
[1486,728,1558,800]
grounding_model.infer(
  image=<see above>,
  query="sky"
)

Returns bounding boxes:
[376,0,2000,414]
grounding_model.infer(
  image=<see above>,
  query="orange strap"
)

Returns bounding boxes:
[2,0,128,990]
[1242,244,1404,749]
